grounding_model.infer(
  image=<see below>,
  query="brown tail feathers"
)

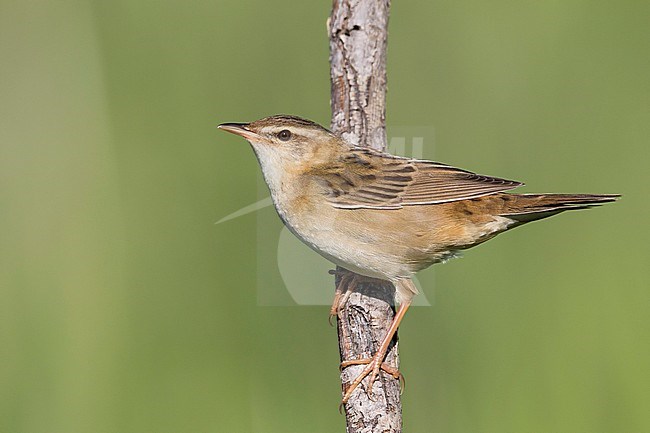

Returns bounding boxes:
[498,193,620,224]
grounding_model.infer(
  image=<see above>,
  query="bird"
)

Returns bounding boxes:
[218,114,619,405]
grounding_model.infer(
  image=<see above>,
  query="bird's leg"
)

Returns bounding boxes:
[328,269,357,325]
[340,298,412,405]
[333,275,359,314]
[329,271,392,324]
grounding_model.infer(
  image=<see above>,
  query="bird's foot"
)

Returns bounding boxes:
[339,354,403,406]
[337,298,412,411]
[328,270,390,325]
[328,269,357,325]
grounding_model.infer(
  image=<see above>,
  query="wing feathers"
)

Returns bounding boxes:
[318,148,522,209]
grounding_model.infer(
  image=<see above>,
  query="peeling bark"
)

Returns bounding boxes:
[329,0,389,151]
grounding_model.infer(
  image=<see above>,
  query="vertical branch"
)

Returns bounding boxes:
[328,1,402,432]
[330,0,389,150]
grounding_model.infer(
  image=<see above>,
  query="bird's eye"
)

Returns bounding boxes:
[277,129,292,141]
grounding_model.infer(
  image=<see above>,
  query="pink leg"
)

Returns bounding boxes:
[340,298,412,405]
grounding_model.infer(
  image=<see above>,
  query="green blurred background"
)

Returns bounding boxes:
[1,1,648,432]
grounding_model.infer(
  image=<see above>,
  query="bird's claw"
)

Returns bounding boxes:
[328,269,357,326]
[339,357,402,406]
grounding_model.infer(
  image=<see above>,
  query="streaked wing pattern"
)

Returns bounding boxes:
[319,148,523,209]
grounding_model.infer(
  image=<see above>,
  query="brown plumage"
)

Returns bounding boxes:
[218,114,620,405]
[309,146,523,208]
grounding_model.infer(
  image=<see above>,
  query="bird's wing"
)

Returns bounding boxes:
[314,148,523,210]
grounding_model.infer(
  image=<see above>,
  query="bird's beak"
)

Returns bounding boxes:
[217,122,259,140]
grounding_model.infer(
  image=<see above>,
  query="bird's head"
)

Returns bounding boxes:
[218,115,345,172]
